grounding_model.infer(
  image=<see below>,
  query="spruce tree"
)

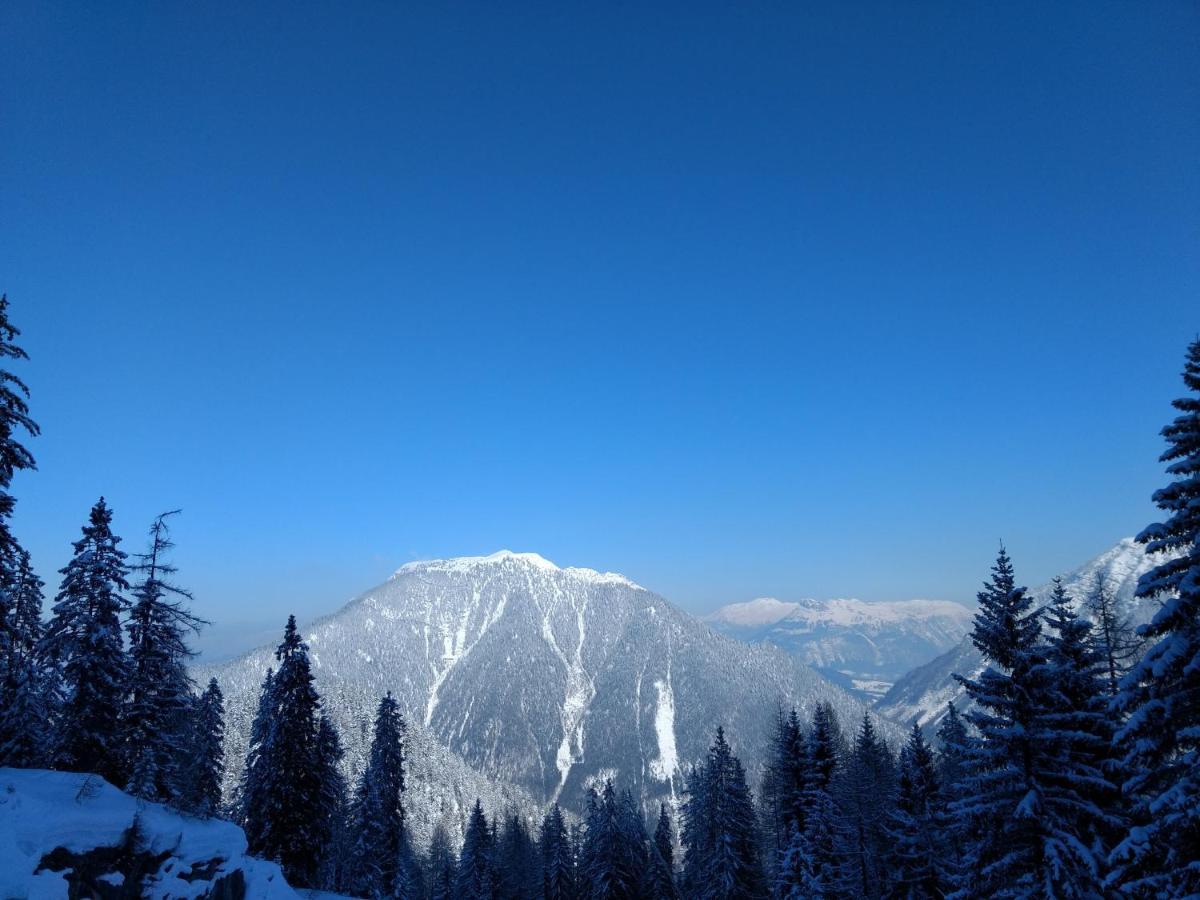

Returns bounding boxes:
[934,702,972,883]
[953,550,1107,898]
[242,616,326,887]
[1083,572,1140,698]
[456,799,496,900]
[123,510,205,801]
[647,803,679,900]
[0,295,39,679]
[496,813,539,900]
[884,723,950,899]
[761,707,805,880]
[315,714,351,892]
[835,714,896,900]
[1110,336,1200,896]
[427,823,458,900]
[581,779,647,899]
[0,550,49,766]
[180,678,225,816]
[351,692,409,898]
[45,498,130,784]
[681,728,767,900]
[540,803,577,900]
[238,667,274,830]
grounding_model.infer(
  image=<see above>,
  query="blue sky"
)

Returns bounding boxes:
[1,2,1197,650]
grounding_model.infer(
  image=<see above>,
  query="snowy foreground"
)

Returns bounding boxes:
[0,768,334,900]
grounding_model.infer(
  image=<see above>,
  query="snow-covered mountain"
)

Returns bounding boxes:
[199,551,899,840]
[875,538,1166,729]
[706,596,973,700]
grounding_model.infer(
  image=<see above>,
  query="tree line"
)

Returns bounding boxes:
[0,288,1197,899]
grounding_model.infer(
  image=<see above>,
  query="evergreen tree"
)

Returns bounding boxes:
[1082,572,1140,698]
[497,813,539,900]
[760,707,805,880]
[884,723,950,899]
[835,714,896,900]
[351,692,409,898]
[238,667,274,829]
[1110,336,1200,896]
[0,550,49,766]
[653,803,675,880]
[540,803,577,900]
[647,804,679,900]
[581,779,647,899]
[934,702,972,881]
[315,714,352,893]
[44,498,130,784]
[680,728,767,900]
[242,616,326,887]
[0,295,39,674]
[427,823,457,900]
[953,549,1105,898]
[123,510,205,801]
[180,678,225,816]
[456,799,496,900]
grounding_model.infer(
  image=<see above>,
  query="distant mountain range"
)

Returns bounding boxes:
[874,538,1165,729]
[706,595,972,700]
[197,551,900,845]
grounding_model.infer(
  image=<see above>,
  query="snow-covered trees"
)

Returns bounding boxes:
[540,803,578,900]
[179,678,225,816]
[0,550,49,766]
[885,723,950,899]
[836,714,896,900]
[350,691,412,899]
[681,727,767,900]
[45,498,131,785]
[456,799,496,900]
[1110,336,1200,896]
[124,510,205,801]
[241,616,338,887]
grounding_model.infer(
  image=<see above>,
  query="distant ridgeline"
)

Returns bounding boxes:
[0,286,1198,899]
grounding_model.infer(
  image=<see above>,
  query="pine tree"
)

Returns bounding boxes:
[238,667,274,829]
[540,803,577,900]
[0,550,49,766]
[351,692,409,898]
[44,498,130,785]
[1110,336,1200,896]
[496,813,539,900]
[315,714,351,892]
[953,550,1106,898]
[456,799,496,900]
[835,714,896,900]
[581,779,647,899]
[242,616,326,887]
[180,678,225,816]
[761,707,806,882]
[1082,572,1140,698]
[427,823,457,900]
[0,295,39,677]
[647,804,679,900]
[680,728,767,900]
[884,723,950,899]
[123,510,205,801]
[934,702,972,882]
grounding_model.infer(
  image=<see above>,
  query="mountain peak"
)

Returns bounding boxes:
[392,550,641,588]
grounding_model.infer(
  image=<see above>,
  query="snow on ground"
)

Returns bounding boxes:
[0,768,299,900]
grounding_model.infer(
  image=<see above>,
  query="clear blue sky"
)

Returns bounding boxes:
[2,2,1197,649]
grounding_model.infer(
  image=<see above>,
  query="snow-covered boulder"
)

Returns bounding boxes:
[0,768,300,899]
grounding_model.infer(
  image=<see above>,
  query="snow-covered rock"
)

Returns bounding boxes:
[875,538,1172,729]
[0,768,299,899]
[198,551,899,842]
[707,596,973,700]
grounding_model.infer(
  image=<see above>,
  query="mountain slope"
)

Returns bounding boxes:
[875,538,1166,728]
[199,551,899,833]
[707,596,972,700]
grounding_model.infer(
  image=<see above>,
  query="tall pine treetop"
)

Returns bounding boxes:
[969,544,1040,671]
[0,294,38,494]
